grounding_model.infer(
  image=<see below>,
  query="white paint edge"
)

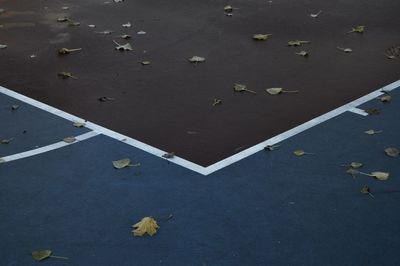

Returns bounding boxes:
[0,131,99,163]
[0,80,399,175]
[347,107,368,116]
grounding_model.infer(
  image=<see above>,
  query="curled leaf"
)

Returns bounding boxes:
[188,56,205,63]
[112,158,131,169]
[113,40,133,51]
[132,217,159,236]
[288,40,310,46]
[370,171,389,181]
[310,10,322,18]
[253,34,272,41]
[384,147,399,157]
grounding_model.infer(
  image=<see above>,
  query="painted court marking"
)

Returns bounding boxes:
[0,80,399,175]
[0,131,99,163]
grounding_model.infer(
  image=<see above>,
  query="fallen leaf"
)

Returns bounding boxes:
[58,72,77,79]
[31,250,68,261]
[213,98,222,106]
[380,95,392,102]
[364,129,382,135]
[384,147,399,157]
[88,24,96,28]
[233,83,256,94]
[0,44,7,49]
[1,138,13,144]
[361,185,374,198]
[348,25,365,34]
[370,171,389,181]
[163,152,175,159]
[350,162,363,169]
[140,61,151,65]
[265,88,298,95]
[310,10,322,18]
[384,46,400,59]
[73,121,85,128]
[68,20,80,26]
[113,40,133,51]
[288,40,310,46]
[98,96,115,102]
[118,34,131,39]
[57,17,69,22]
[122,22,131,28]
[58,48,82,55]
[295,50,309,57]
[337,47,353,53]
[11,105,19,111]
[224,5,233,13]
[137,30,146,35]
[365,108,379,115]
[264,144,281,151]
[112,158,131,169]
[0,158,5,163]
[114,0,124,2]
[347,168,360,177]
[132,217,159,236]
[61,6,69,10]
[188,56,205,63]
[95,30,113,34]
[253,34,272,41]
[63,136,76,143]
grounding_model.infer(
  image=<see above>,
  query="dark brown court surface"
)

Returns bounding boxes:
[1,0,399,166]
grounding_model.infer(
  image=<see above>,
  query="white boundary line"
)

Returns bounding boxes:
[0,131,99,163]
[0,80,399,175]
[348,107,368,116]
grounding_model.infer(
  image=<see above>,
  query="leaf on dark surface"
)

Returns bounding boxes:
[112,158,131,169]
[337,47,352,53]
[253,34,272,41]
[122,22,131,28]
[0,44,7,49]
[58,48,82,55]
[348,25,365,34]
[288,40,310,46]
[384,147,399,157]
[365,108,379,115]
[370,171,390,181]
[188,56,205,63]
[57,17,69,22]
[293,149,314,156]
[95,30,114,34]
[295,50,309,57]
[31,250,68,261]
[264,144,281,151]
[361,185,374,198]
[265,88,298,95]
[1,138,13,144]
[132,217,159,236]
[163,152,175,159]
[380,95,392,102]
[11,104,19,111]
[68,20,80,26]
[118,34,131,39]
[113,40,133,51]
[58,72,77,79]
[233,83,257,94]
[139,61,151,65]
[364,129,382,135]
[384,46,400,59]
[213,98,222,106]
[98,96,115,102]
[73,121,85,128]
[310,10,322,18]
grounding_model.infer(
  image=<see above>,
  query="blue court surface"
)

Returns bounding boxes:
[1,81,400,265]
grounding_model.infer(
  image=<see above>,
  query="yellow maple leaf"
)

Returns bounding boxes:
[132,217,159,236]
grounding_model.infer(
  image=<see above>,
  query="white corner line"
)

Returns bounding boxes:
[0,80,399,175]
[347,107,368,116]
[0,131,99,163]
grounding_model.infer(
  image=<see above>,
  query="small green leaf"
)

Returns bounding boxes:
[348,25,365,34]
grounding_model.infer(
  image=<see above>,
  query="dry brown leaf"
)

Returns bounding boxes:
[132,217,159,236]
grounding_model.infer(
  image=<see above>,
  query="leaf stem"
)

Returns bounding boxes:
[49,255,69,260]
